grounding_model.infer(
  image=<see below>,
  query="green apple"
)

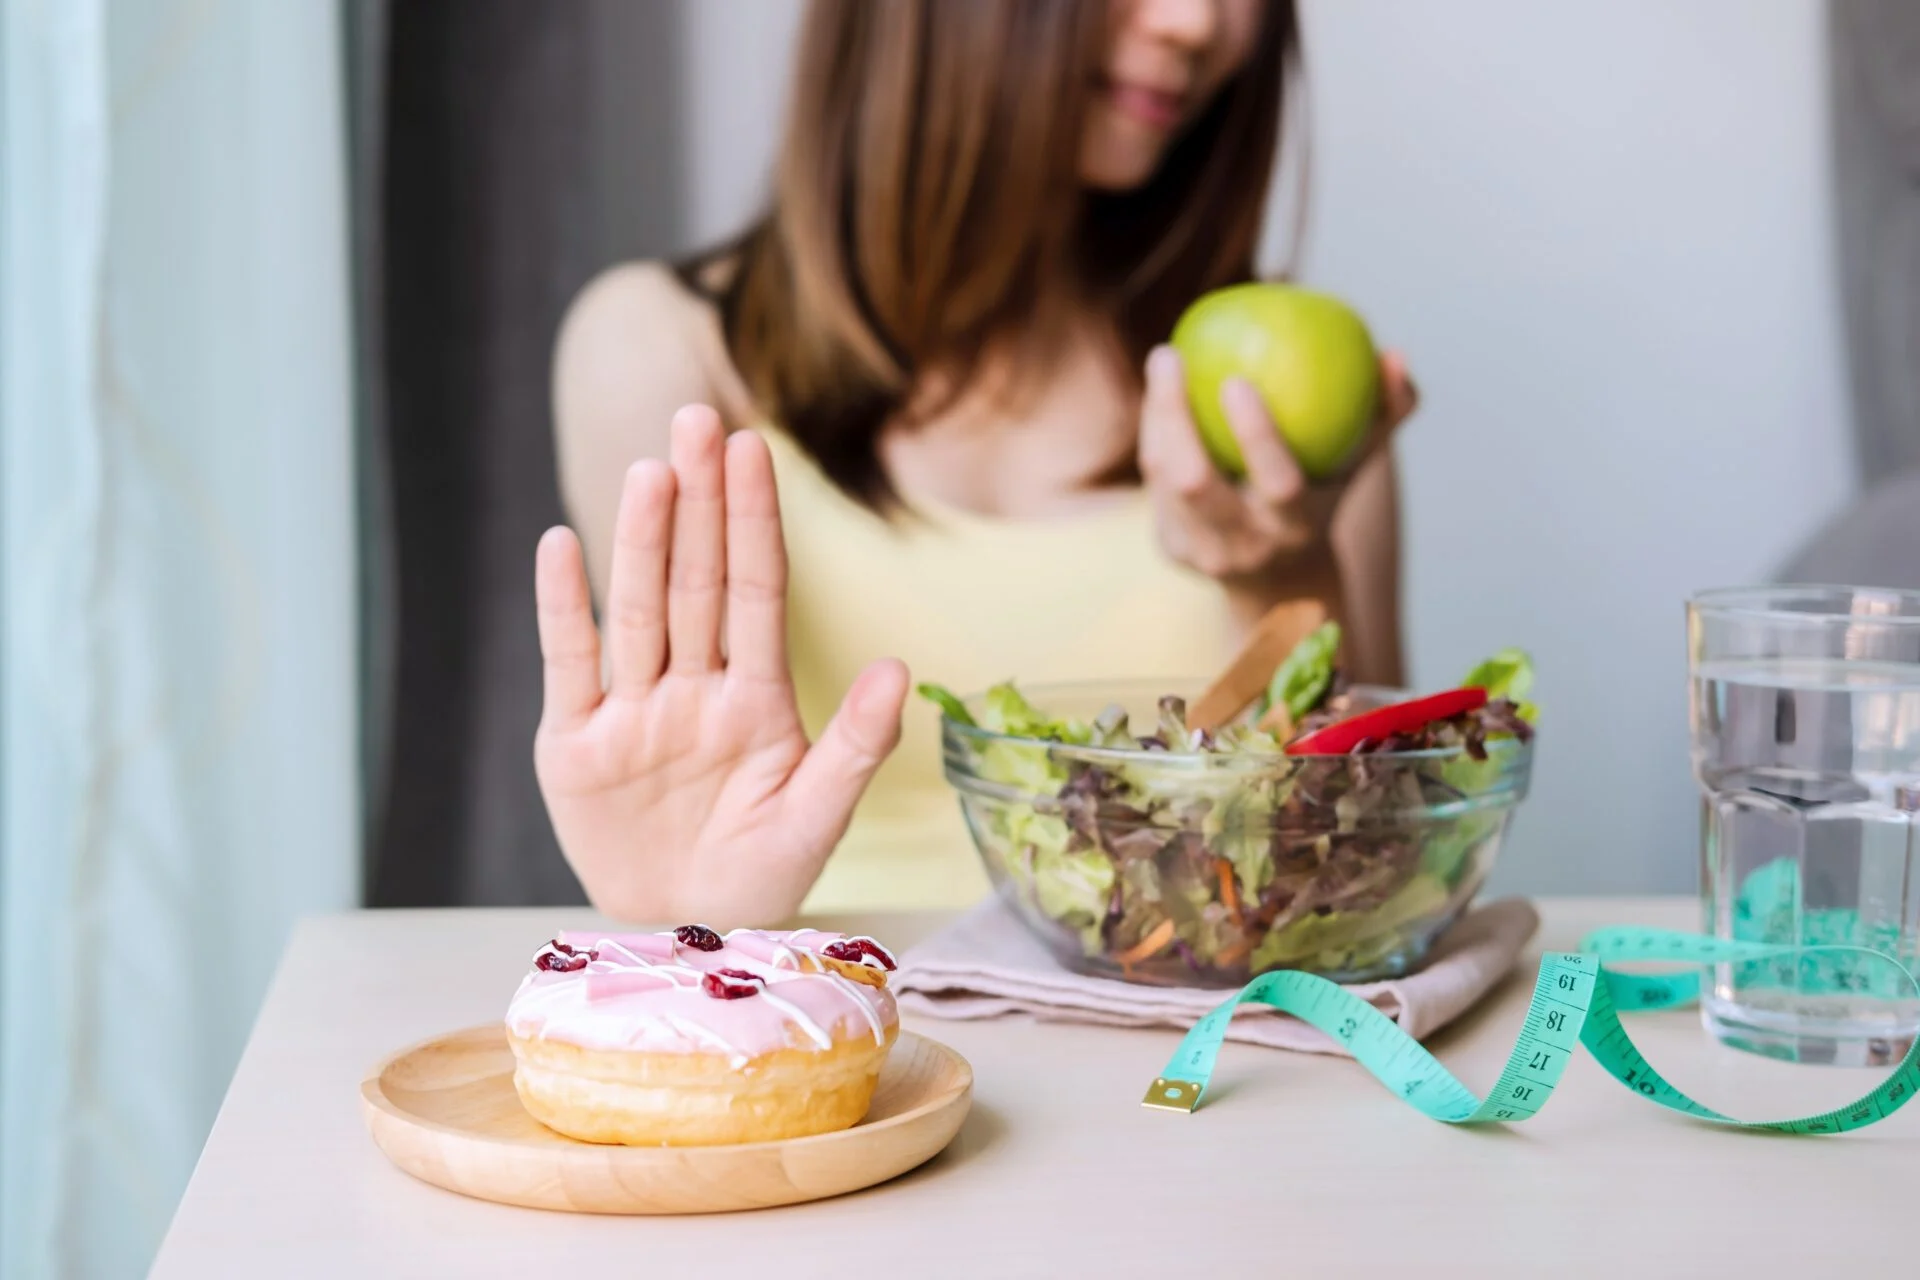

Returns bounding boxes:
[1169,282,1381,481]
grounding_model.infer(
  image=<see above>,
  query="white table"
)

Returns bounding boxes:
[151,899,1915,1277]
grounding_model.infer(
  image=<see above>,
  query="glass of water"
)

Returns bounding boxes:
[1689,586,1920,1065]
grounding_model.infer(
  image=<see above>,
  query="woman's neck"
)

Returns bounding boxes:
[877,319,1144,519]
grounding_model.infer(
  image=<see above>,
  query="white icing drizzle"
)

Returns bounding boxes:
[724,926,807,972]
[592,938,654,967]
[752,986,834,1049]
[824,973,888,1044]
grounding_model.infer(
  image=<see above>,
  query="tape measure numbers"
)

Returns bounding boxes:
[1143,927,1920,1133]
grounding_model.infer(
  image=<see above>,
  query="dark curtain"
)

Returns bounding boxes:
[1766,2,1920,588]
[1831,0,1920,483]
[348,0,684,906]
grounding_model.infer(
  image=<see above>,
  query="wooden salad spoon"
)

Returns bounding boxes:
[1186,595,1331,735]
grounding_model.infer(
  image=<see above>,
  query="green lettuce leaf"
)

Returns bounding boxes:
[1418,810,1500,882]
[1207,786,1278,904]
[1106,859,1169,956]
[1176,901,1244,966]
[926,680,1086,794]
[1461,648,1532,699]
[980,681,1089,742]
[1005,804,1071,862]
[977,740,1068,795]
[980,803,1073,918]
[1462,648,1538,723]
[915,682,976,727]
[1032,843,1116,954]
[1260,620,1342,721]
[1250,872,1449,972]
[1087,702,1135,748]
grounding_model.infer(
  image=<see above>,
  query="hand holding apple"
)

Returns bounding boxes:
[1170,282,1383,482]
[1137,284,1416,590]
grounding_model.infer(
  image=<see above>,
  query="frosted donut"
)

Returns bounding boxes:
[504,924,901,1146]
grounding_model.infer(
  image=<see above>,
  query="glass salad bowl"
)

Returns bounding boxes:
[936,679,1534,987]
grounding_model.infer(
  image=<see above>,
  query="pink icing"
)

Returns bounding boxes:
[560,930,675,961]
[584,967,683,1001]
[720,930,816,968]
[507,927,898,1063]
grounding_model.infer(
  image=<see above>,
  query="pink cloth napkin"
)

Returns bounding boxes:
[894,896,1540,1054]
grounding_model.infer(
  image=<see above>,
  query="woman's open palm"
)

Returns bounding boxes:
[532,406,908,925]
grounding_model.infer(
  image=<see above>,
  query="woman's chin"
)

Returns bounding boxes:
[1077,119,1175,192]
[1078,151,1164,192]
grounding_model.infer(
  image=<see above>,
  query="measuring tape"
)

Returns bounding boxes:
[1142,928,1920,1133]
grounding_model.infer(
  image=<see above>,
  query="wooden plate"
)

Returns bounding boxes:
[360,1025,973,1214]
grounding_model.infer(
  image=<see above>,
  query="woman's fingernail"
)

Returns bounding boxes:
[1146,345,1179,382]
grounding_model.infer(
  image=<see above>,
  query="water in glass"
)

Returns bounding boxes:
[1691,588,1920,1066]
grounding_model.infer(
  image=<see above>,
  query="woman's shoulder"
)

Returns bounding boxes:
[552,259,756,450]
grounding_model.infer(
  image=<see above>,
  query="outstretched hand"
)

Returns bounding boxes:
[532,405,908,925]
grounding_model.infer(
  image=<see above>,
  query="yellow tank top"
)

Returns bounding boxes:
[760,427,1242,914]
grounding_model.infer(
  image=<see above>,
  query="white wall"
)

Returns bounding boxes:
[673,0,1858,896]
[1293,2,1854,895]
[678,0,805,241]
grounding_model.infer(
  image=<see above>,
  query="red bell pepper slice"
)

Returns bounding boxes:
[1284,686,1489,755]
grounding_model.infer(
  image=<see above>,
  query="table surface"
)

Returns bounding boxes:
[151,898,1915,1277]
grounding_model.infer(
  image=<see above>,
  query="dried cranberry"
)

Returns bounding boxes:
[534,940,595,972]
[822,936,897,971]
[674,924,724,952]
[701,968,764,1000]
[852,938,899,970]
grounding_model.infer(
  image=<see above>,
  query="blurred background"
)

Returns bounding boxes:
[3,0,1918,1274]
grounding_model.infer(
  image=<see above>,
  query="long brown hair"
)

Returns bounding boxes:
[680,0,1301,507]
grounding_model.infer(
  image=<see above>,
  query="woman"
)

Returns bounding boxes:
[535,0,1417,924]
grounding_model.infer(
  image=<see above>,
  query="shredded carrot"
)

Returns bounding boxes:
[1113,918,1176,966]
[1215,936,1252,968]
[1216,858,1241,915]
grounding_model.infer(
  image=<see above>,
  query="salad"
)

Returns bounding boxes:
[921,625,1538,983]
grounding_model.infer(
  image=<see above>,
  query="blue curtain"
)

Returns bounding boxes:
[1,1,360,1275]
